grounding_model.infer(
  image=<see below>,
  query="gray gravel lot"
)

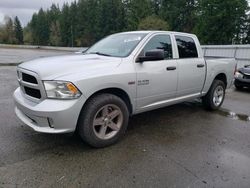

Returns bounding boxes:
[0,48,72,65]
[0,50,250,187]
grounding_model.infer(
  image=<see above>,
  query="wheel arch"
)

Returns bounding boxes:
[214,73,227,88]
[76,87,131,147]
[81,87,133,116]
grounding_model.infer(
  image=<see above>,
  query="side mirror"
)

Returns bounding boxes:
[136,49,165,63]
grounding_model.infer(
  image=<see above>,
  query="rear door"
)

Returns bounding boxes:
[174,35,206,97]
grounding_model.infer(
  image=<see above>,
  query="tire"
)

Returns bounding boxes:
[202,80,226,111]
[77,93,129,148]
[234,84,243,90]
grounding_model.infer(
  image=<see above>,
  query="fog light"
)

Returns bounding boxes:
[47,118,54,128]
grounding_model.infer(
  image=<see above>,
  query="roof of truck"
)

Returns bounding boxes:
[118,30,196,37]
[121,30,193,35]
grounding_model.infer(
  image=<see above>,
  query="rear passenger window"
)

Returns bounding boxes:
[175,36,198,58]
[142,34,173,59]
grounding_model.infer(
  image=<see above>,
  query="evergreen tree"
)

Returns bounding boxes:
[23,25,33,44]
[126,0,153,30]
[14,16,24,44]
[47,4,61,24]
[49,21,62,46]
[194,0,248,44]
[98,0,127,38]
[160,0,197,32]
[24,0,250,46]
[47,4,62,46]
[75,0,86,46]
[75,0,101,46]
[69,1,78,47]
[60,3,71,46]
[30,9,49,45]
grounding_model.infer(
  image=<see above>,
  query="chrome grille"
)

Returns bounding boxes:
[17,68,45,102]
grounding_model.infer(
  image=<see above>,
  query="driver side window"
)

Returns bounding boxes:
[142,34,173,59]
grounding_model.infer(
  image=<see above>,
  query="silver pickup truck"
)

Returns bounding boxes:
[14,31,236,147]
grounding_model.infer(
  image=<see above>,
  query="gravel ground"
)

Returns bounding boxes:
[0,48,72,65]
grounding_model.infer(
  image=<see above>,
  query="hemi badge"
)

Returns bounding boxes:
[128,81,135,85]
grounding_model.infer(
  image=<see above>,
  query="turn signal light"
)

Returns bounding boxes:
[66,83,79,94]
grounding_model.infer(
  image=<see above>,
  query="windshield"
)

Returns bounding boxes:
[85,33,147,57]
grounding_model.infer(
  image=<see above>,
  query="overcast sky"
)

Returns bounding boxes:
[0,0,77,26]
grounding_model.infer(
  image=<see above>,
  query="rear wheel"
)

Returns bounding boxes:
[202,80,226,110]
[78,93,129,148]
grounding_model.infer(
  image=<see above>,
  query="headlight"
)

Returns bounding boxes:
[235,71,243,79]
[43,81,81,99]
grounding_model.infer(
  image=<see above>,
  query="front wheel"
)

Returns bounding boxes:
[77,94,129,148]
[202,80,226,110]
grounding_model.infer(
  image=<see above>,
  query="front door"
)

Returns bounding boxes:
[135,34,178,110]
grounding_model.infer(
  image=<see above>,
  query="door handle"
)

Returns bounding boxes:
[197,64,205,68]
[166,66,177,71]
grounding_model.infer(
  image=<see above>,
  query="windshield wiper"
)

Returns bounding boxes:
[88,52,111,57]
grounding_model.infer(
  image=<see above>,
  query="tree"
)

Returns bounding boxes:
[75,0,101,46]
[60,3,72,46]
[14,16,24,44]
[47,4,62,46]
[98,0,127,37]
[243,12,250,44]
[194,0,249,44]
[49,21,62,46]
[23,0,250,46]
[30,9,50,45]
[23,25,33,44]
[138,15,170,30]
[69,1,78,47]
[47,4,61,24]
[126,0,153,30]
[150,0,161,16]
[0,16,16,44]
[160,0,198,32]
[0,26,4,43]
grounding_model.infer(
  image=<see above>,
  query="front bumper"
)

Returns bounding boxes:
[234,78,250,88]
[14,87,86,133]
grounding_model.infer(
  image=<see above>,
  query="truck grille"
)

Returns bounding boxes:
[243,74,250,80]
[17,68,44,101]
[24,86,41,99]
[22,73,38,84]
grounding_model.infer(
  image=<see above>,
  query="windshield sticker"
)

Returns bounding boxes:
[124,37,141,43]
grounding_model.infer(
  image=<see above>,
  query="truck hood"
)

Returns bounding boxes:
[18,54,122,80]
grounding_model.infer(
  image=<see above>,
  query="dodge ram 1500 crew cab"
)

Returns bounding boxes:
[14,31,236,147]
